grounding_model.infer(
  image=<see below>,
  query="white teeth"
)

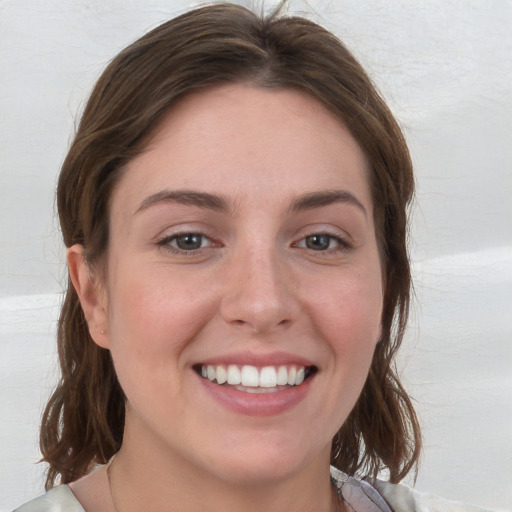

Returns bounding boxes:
[216,365,227,385]
[259,366,277,388]
[200,364,310,389]
[287,366,297,386]
[241,365,259,387]
[276,365,288,386]
[235,385,280,394]
[227,365,241,385]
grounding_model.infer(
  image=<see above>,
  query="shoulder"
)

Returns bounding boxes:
[370,478,496,512]
[330,466,394,512]
[13,486,85,512]
[330,467,496,512]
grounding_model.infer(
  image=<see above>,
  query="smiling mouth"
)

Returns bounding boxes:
[194,364,317,393]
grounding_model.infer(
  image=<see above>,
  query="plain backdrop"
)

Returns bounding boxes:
[1,1,511,510]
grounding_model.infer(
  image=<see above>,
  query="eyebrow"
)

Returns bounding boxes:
[135,188,367,218]
[135,190,232,214]
[289,189,367,218]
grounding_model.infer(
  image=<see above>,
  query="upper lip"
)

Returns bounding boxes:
[194,350,316,368]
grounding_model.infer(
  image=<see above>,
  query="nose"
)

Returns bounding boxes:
[220,245,299,334]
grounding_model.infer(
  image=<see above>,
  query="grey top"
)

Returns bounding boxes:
[13,485,84,512]
[13,467,495,512]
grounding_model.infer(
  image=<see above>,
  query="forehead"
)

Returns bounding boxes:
[113,83,372,216]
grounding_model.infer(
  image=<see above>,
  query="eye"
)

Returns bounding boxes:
[157,232,214,253]
[295,233,349,252]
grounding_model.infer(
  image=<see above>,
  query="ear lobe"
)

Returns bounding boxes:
[67,244,110,349]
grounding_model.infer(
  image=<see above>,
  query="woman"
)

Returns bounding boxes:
[12,3,490,511]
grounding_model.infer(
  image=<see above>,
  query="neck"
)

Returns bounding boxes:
[108,424,340,512]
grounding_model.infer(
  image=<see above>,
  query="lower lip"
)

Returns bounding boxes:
[197,373,314,417]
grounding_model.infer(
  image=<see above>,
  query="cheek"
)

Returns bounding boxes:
[309,271,382,341]
[298,267,383,440]
[106,264,215,366]
[305,264,383,383]
[104,269,212,417]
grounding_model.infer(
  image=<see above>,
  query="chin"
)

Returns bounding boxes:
[198,430,328,486]
[213,457,303,486]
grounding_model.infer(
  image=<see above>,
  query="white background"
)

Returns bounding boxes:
[1,1,511,510]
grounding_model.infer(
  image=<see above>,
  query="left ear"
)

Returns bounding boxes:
[67,244,110,349]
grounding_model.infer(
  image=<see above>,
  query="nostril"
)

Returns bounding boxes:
[219,263,298,333]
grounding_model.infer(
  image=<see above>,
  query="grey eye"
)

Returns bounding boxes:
[172,233,205,250]
[304,234,333,251]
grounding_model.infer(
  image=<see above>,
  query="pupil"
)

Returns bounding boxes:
[306,234,329,250]
[177,234,201,250]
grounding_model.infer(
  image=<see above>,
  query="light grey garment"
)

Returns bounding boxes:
[12,468,497,512]
[330,466,393,512]
[12,479,389,512]
[12,485,84,512]
[369,477,497,512]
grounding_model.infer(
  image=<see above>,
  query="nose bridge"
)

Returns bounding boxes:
[220,238,297,333]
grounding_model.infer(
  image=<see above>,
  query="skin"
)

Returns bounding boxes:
[68,84,383,512]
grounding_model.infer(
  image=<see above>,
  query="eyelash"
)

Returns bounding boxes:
[156,231,352,256]
[156,231,217,255]
[293,233,352,253]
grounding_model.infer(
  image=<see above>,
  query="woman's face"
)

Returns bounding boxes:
[97,84,383,483]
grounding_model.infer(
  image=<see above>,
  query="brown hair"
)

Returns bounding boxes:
[41,2,420,489]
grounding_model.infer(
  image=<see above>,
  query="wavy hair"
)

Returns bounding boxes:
[41,2,420,489]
